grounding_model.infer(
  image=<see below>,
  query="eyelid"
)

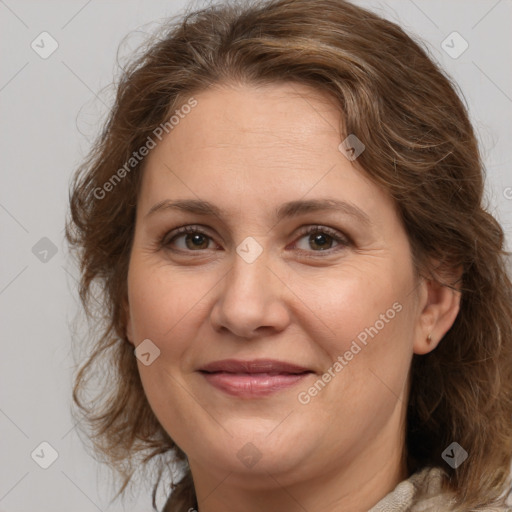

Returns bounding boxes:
[160,224,218,250]
[160,224,351,256]
[291,225,351,256]
[294,224,350,243]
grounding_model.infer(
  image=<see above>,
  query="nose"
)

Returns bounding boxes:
[209,249,291,339]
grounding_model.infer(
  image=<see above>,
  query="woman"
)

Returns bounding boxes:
[65,0,512,510]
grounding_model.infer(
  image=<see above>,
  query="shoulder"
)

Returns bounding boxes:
[369,466,512,512]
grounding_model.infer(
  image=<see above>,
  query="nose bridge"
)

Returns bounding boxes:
[211,238,289,337]
[232,239,270,292]
[225,240,274,309]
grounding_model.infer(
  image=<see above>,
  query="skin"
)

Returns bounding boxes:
[125,82,461,512]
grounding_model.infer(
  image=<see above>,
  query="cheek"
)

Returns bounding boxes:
[307,267,406,356]
[127,264,208,447]
[305,260,414,407]
[137,362,202,457]
[127,259,204,342]
[127,259,225,380]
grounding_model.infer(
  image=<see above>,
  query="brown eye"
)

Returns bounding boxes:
[162,226,216,252]
[300,232,336,251]
[292,226,350,257]
[160,224,350,257]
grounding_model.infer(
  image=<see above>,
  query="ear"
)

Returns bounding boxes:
[413,265,463,355]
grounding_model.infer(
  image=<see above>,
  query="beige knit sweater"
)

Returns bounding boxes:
[368,466,512,511]
[163,466,512,511]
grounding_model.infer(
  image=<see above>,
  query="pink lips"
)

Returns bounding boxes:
[198,358,314,398]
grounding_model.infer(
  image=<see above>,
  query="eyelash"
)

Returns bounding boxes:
[159,224,351,258]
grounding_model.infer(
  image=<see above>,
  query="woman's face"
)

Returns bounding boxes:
[125,82,445,493]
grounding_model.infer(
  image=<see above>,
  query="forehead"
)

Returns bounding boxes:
[177,81,342,151]
[138,82,393,224]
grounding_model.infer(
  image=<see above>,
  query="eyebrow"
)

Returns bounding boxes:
[144,198,372,226]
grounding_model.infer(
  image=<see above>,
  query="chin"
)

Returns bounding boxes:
[199,429,315,479]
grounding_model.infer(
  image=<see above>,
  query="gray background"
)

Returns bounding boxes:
[1,0,511,511]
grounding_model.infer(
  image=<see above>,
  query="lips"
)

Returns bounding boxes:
[198,359,314,398]
[199,358,312,374]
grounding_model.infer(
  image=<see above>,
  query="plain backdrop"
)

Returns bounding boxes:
[1,0,511,511]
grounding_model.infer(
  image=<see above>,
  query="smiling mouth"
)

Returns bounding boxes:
[199,371,313,397]
[197,358,315,398]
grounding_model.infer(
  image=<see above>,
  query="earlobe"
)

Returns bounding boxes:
[413,269,462,355]
[414,331,437,355]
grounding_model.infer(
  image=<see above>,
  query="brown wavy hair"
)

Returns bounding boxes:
[65,0,512,510]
